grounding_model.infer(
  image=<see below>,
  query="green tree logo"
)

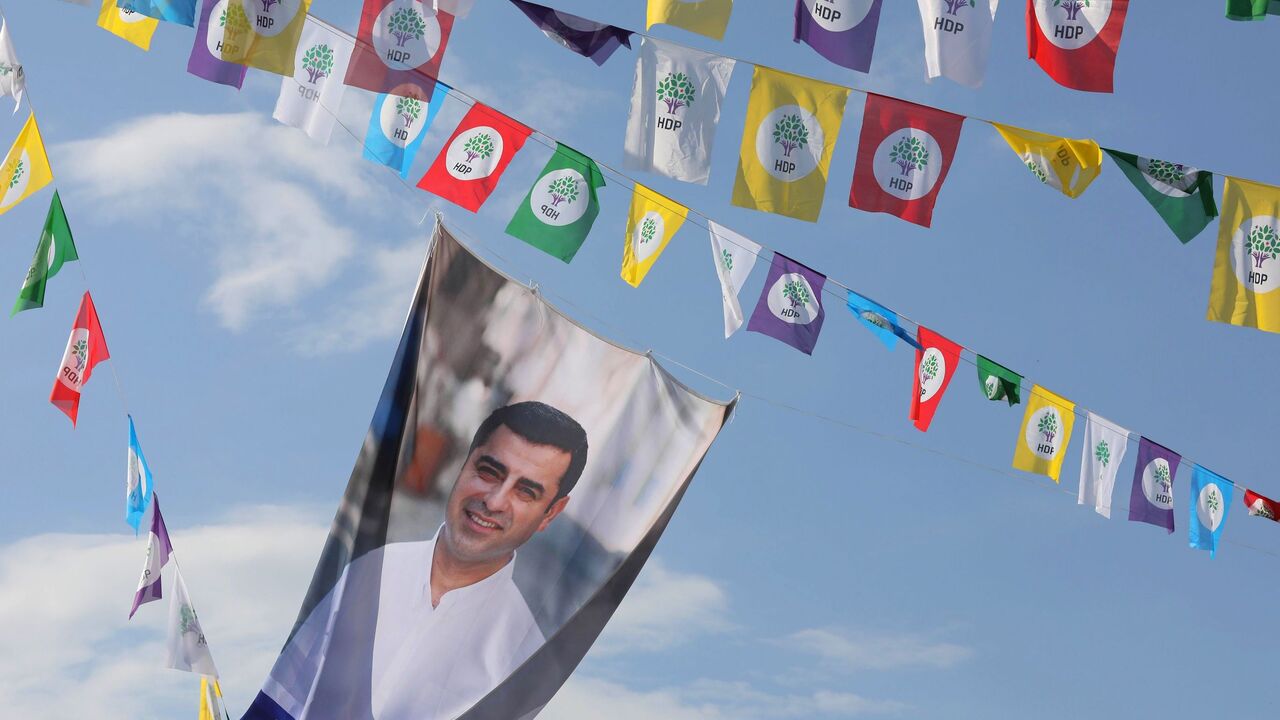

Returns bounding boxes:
[72,338,88,371]
[639,216,657,245]
[889,136,929,177]
[984,375,1000,399]
[6,158,23,189]
[463,133,495,164]
[1037,411,1058,443]
[1094,440,1111,467]
[656,72,696,115]
[1026,159,1048,184]
[1247,224,1279,270]
[772,114,809,158]
[0,63,13,77]
[1153,463,1172,494]
[302,44,334,84]
[396,97,423,128]
[1255,502,1275,520]
[782,279,811,309]
[1145,158,1187,186]
[179,603,200,634]
[1204,486,1221,515]
[546,175,579,207]
[388,7,427,47]
[720,248,733,272]
[920,353,940,384]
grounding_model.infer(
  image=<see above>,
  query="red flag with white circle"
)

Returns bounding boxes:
[1026,0,1128,93]
[417,102,533,212]
[345,0,455,99]
[50,291,110,426]
[910,326,962,432]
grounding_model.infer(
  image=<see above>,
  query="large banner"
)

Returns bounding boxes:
[243,220,734,720]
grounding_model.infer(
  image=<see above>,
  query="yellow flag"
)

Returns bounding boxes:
[621,183,688,287]
[647,0,733,40]
[198,677,225,720]
[0,114,53,217]
[1207,176,1280,333]
[992,122,1101,199]
[731,66,850,223]
[220,0,312,76]
[97,0,159,51]
[1012,385,1076,482]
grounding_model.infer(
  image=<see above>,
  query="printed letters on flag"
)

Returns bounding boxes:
[1206,177,1280,334]
[1077,412,1128,518]
[126,415,155,533]
[1128,437,1180,533]
[98,0,160,50]
[167,566,219,677]
[119,0,197,26]
[910,326,961,431]
[364,83,448,179]
[1227,0,1280,20]
[220,0,312,76]
[188,0,249,88]
[917,0,1000,88]
[0,20,26,112]
[647,0,734,40]
[345,0,454,98]
[1189,465,1232,557]
[1026,0,1128,93]
[130,495,172,618]
[50,291,110,426]
[976,354,1020,405]
[0,113,53,216]
[1105,149,1217,244]
[506,142,605,263]
[849,93,964,227]
[747,253,827,355]
[732,66,851,222]
[624,37,735,185]
[1244,488,1280,521]
[272,18,354,144]
[793,0,884,73]
[621,183,688,286]
[846,290,912,350]
[993,122,1101,198]
[708,221,761,337]
[1011,385,1075,481]
[13,191,78,316]
[417,102,532,212]
[510,0,633,65]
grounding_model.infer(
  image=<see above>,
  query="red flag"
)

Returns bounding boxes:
[1026,0,1128,93]
[50,291,110,426]
[344,0,455,99]
[910,326,962,432]
[849,94,964,228]
[1244,489,1280,522]
[417,103,532,212]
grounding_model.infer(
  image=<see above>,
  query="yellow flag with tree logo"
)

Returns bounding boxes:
[647,0,734,40]
[993,122,1102,199]
[621,183,688,287]
[220,0,312,76]
[0,113,52,217]
[1207,176,1280,333]
[97,0,159,51]
[731,66,850,223]
[1012,385,1076,482]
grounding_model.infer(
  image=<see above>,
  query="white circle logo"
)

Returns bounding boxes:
[1023,406,1063,460]
[0,149,31,211]
[240,0,302,39]
[756,105,825,182]
[1137,157,1199,198]
[445,126,503,181]
[633,211,665,262]
[119,7,147,23]
[57,328,91,391]
[873,128,944,201]
[379,95,428,149]
[802,0,876,32]
[207,0,236,56]
[766,273,821,325]
[1141,458,1175,510]
[1033,0,1112,50]
[918,347,946,402]
[1229,216,1280,294]
[530,169,588,227]
[1197,484,1225,533]
[373,0,442,71]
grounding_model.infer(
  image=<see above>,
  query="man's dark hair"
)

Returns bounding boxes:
[467,401,589,502]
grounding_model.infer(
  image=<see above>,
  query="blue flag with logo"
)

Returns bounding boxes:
[1189,465,1233,557]
[118,0,197,27]
[845,290,916,350]
[363,82,449,180]
[126,415,155,533]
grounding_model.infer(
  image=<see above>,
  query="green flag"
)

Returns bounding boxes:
[505,143,605,263]
[977,355,1021,406]
[1105,149,1218,244]
[1226,0,1280,21]
[12,190,78,317]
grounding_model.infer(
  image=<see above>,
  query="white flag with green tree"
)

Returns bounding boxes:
[707,221,761,337]
[166,565,219,678]
[1077,412,1129,519]
[0,19,25,113]
[271,18,353,144]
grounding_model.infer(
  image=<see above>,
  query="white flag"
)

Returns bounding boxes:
[435,0,473,17]
[272,18,354,144]
[624,37,734,185]
[916,0,999,88]
[167,566,219,678]
[1077,412,1129,519]
[708,221,760,338]
[0,20,25,113]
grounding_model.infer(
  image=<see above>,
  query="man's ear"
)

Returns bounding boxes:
[537,495,569,532]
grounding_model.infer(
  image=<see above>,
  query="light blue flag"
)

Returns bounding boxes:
[126,415,155,534]
[845,290,917,350]
[363,83,449,180]
[1189,465,1233,557]
[118,0,197,27]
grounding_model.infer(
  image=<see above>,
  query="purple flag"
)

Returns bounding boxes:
[793,0,884,73]
[129,494,174,619]
[747,253,827,355]
[187,0,248,89]
[1128,437,1181,534]
[509,0,634,66]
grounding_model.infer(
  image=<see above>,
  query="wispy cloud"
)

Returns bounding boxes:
[782,627,974,671]
[592,558,732,655]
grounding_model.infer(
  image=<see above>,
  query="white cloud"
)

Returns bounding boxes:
[783,627,974,671]
[592,559,732,655]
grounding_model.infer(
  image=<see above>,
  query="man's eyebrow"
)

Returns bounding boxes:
[515,477,546,498]
[475,454,508,477]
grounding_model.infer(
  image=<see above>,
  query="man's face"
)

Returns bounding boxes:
[441,425,572,566]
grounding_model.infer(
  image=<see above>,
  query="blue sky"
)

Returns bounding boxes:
[0,1,1277,718]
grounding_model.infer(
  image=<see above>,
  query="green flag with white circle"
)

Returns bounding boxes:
[505,143,605,263]
[13,190,78,317]
[1105,149,1217,244]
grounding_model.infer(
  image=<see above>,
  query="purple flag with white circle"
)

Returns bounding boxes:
[747,253,827,355]
[1128,437,1181,534]
[187,0,248,89]
[793,0,884,73]
[129,494,174,618]
[509,0,633,66]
